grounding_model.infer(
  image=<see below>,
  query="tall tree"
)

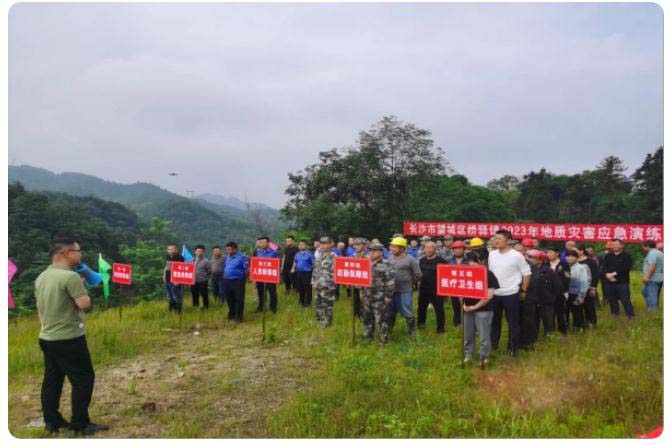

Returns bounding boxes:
[631,146,663,223]
[282,116,448,240]
[486,175,520,192]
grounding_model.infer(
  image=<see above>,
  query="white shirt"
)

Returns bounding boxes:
[488,248,531,296]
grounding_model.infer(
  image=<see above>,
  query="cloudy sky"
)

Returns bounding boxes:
[9,2,663,208]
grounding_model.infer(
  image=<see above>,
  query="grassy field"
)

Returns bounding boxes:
[8,272,663,438]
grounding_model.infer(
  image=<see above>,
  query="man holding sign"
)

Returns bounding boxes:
[462,251,499,369]
[255,236,279,314]
[163,243,185,313]
[361,243,395,344]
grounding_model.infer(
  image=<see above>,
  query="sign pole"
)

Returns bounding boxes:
[351,288,356,346]
[262,284,266,342]
[118,284,123,321]
[460,300,465,368]
[179,285,184,331]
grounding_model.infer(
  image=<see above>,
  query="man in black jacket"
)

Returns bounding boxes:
[602,238,635,320]
[418,241,448,333]
[577,244,599,327]
[521,250,562,349]
[546,244,570,334]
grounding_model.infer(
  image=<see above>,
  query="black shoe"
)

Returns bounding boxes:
[45,418,70,434]
[70,423,110,437]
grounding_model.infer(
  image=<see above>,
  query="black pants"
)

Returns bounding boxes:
[296,271,313,306]
[554,295,568,334]
[520,302,538,348]
[451,296,461,326]
[256,282,278,313]
[417,288,445,332]
[491,294,521,352]
[537,303,555,336]
[567,294,585,329]
[584,293,597,327]
[190,281,209,308]
[608,283,635,318]
[353,288,362,318]
[224,278,246,321]
[282,269,296,293]
[39,335,95,430]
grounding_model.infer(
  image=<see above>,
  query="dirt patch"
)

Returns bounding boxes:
[9,326,313,438]
[475,369,590,413]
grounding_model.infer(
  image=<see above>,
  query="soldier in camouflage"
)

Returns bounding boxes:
[361,242,395,344]
[351,238,370,319]
[311,236,337,327]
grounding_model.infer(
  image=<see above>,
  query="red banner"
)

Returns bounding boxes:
[250,257,281,284]
[403,221,663,243]
[171,262,195,285]
[437,264,489,299]
[333,257,372,287]
[112,263,132,285]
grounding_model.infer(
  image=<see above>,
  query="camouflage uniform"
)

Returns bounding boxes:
[351,246,370,319]
[361,255,395,343]
[312,245,336,327]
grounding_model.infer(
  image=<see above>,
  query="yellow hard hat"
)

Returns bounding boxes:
[469,237,485,248]
[389,237,407,248]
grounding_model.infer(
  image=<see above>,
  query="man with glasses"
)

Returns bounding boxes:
[35,238,109,436]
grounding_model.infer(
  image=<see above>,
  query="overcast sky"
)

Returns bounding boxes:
[9,2,663,208]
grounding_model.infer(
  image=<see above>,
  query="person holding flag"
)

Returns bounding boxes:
[35,238,109,436]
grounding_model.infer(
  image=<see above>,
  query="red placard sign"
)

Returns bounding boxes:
[437,264,488,299]
[250,257,281,284]
[112,263,132,285]
[171,262,195,285]
[403,221,663,243]
[333,257,372,287]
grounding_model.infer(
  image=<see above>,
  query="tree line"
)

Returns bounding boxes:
[9,116,662,312]
[282,116,662,241]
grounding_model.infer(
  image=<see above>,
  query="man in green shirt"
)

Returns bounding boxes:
[35,238,109,436]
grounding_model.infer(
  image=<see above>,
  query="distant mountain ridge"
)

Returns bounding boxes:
[195,193,273,211]
[8,165,285,246]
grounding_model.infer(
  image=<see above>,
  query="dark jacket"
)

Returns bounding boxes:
[549,259,570,295]
[526,263,563,305]
[602,251,633,284]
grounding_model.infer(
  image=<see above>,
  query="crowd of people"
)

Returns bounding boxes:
[161,230,663,366]
[32,231,663,436]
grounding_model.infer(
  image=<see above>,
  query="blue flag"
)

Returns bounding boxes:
[182,244,194,262]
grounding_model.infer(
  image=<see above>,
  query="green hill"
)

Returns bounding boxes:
[8,165,285,245]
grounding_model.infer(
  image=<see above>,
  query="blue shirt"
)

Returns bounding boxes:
[346,246,356,257]
[256,248,279,258]
[644,248,664,283]
[331,247,341,257]
[224,253,249,279]
[294,250,314,272]
[408,247,418,258]
[382,248,391,259]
